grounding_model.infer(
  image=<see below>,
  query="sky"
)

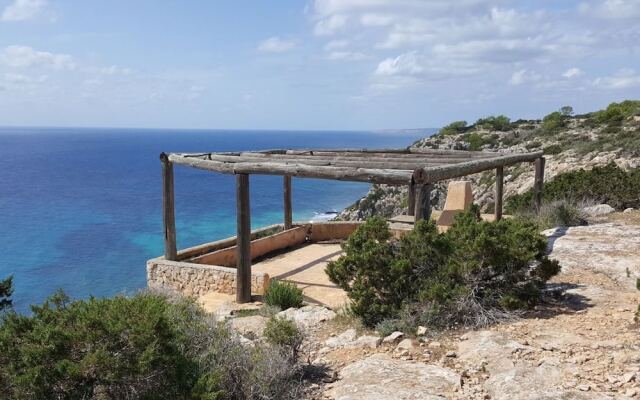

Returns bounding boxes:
[0,0,638,130]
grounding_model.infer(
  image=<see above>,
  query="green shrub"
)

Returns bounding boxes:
[543,144,563,155]
[476,115,512,131]
[0,276,12,312]
[326,209,560,328]
[542,111,567,133]
[439,120,468,136]
[263,317,303,359]
[0,291,303,400]
[264,280,304,310]
[506,163,640,213]
[462,133,485,150]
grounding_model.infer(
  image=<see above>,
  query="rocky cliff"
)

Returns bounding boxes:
[337,101,640,220]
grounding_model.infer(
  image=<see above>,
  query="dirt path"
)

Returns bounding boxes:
[309,215,640,399]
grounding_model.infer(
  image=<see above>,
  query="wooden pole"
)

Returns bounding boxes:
[414,183,433,222]
[284,175,292,229]
[236,174,252,303]
[534,157,545,213]
[495,166,504,221]
[407,183,416,216]
[160,153,177,261]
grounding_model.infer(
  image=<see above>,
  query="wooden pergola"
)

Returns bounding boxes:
[159,148,545,303]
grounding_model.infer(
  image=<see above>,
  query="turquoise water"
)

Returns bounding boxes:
[0,128,429,312]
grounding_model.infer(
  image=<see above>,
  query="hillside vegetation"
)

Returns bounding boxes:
[338,100,640,221]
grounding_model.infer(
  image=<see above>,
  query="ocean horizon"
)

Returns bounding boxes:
[0,127,433,312]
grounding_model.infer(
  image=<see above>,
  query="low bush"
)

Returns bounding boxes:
[506,163,640,213]
[326,208,560,328]
[0,275,12,312]
[475,115,512,131]
[263,316,303,359]
[264,280,304,310]
[439,120,469,136]
[543,144,563,155]
[0,291,303,400]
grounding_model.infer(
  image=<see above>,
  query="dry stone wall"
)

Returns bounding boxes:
[147,259,269,297]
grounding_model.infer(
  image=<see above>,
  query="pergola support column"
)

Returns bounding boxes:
[160,153,177,261]
[414,183,433,223]
[407,182,416,216]
[284,175,292,229]
[534,157,545,213]
[495,166,504,221]
[236,173,252,303]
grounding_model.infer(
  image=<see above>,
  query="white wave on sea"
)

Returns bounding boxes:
[309,210,340,222]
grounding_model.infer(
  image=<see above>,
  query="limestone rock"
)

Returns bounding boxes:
[345,335,381,349]
[395,338,415,351]
[325,329,357,348]
[382,331,404,343]
[277,305,336,330]
[229,315,267,338]
[324,353,459,400]
[582,204,615,217]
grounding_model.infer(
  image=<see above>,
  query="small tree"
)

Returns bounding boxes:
[0,276,13,312]
[560,106,574,116]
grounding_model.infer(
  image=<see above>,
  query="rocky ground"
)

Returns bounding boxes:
[337,116,640,221]
[225,212,640,399]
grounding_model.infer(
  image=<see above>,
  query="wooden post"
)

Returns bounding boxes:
[495,166,504,221]
[236,174,252,303]
[534,157,545,212]
[414,183,433,222]
[160,153,177,261]
[407,183,416,216]
[284,175,292,229]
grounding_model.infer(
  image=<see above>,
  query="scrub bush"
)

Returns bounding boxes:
[0,291,303,400]
[326,208,560,328]
[0,276,12,312]
[263,316,303,359]
[506,163,640,213]
[264,280,304,310]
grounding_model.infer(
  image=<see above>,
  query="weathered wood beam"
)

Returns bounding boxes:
[236,173,252,303]
[413,151,543,183]
[284,175,292,230]
[414,183,433,222]
[284,150,496,160]
[534,157,545,212]
[160,153,177,261]
[407,182,416,216]
[168,154,414,185]
[495,166,504,221]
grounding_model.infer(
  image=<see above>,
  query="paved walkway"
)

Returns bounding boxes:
[252,243,348,309]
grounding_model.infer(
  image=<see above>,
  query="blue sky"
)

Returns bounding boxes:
[0,0,638,130]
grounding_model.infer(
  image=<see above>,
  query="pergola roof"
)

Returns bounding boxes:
[166,148,543,185]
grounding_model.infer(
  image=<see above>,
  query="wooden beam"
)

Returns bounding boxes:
[283,175,292,229]
[495,166,504,221]
[414,151,543,183]
[236,174,251,303]
[414,183,433,222]
[407,183,416,216]
[534,157,545,212]
[168,154,414,185]
[160,153,177,261]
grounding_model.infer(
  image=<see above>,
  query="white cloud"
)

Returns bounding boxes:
[579,0,640,19]
[327,51,367,61]
[4,72,47,84]
[562,67,583,79]
[0,45,75,69]
[508,69,541,85]
[375,52,423,76]
[257,37,296,53]
[324,40,349,50]
[360,13,395,27]
[593,68,640,89]
[314,14,348,36]
[100,65,133,75]
[1,0,47,21]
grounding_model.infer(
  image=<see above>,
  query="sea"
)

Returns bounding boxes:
[0,127,432,312]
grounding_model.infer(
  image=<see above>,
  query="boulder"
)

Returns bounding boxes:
[345,335,381,349]
[277,305,336,330]
[324,353,459,400]
[229,315,267,338]
[325,329,357,348]
[382,331,404,343]
[582,204,615,217]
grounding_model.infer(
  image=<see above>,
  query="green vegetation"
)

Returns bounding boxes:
[542,144,563,155]
[0,276,12,312]
[326,209,560,329]
[0,291,303,399]
[264,280,304,310]
[263,316,303,359]
[506,163,640,213]
[520,199,587,229]
[475,115,512,131]
[439,120,469,136]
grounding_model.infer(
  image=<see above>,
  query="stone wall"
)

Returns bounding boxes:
[147,259,269,297]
